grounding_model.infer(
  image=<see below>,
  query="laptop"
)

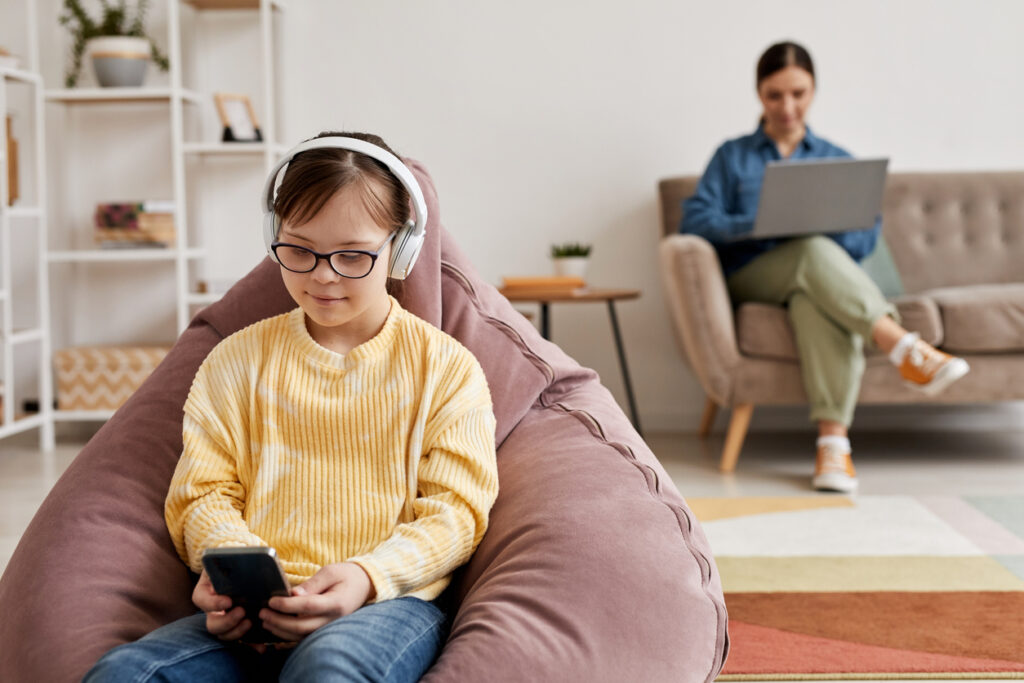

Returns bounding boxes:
[751,157,889,238]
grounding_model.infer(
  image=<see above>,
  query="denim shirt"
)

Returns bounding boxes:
[680,124,880,276]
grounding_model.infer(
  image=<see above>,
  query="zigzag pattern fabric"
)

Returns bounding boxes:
[164,298,499,602]
[55,346,170,410]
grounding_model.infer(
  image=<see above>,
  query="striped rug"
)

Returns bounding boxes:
[688,496,1024,679]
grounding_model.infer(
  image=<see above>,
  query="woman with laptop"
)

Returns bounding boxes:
[680,41,969,493]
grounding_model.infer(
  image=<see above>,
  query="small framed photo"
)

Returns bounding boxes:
[213,93,263,143]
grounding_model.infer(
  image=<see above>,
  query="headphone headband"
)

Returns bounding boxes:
[262,136,428,279]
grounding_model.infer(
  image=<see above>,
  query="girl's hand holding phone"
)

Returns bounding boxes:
[192,569,251,642]
[260,562,375,641]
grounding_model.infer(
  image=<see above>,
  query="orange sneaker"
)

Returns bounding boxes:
[813,442,858,493]
[899,338,970,396]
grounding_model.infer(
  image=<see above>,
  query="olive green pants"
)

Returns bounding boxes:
[727,236,897,426]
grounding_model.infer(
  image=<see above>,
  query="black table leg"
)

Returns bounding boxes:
[607,300,641,434]
[540,302,550,340]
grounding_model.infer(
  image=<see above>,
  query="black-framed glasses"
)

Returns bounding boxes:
[272,231,396,279]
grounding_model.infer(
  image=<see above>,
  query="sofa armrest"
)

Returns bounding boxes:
[658,234,740,405]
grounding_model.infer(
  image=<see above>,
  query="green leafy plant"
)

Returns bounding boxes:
[59,0,170,87]
[550,242,592,258]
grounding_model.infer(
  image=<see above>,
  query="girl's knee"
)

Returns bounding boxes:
[281,599,444,682]
[281,635,377,683]
[83,644,149,682]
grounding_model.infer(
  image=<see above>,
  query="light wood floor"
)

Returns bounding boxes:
[1,425,1020,683]
[4,425,1023,574]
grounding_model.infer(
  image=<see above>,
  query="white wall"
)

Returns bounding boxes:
[11,0,1024,431]
[280,0,1024,431]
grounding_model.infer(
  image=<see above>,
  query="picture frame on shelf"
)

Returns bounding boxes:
[213,92,263,142]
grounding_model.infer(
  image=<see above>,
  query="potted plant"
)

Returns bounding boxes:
[550,242,592,278]
[59,0,170,88]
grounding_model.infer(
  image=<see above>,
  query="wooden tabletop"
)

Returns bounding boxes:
[498,287,641,303]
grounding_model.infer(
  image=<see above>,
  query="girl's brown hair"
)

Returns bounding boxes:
[273,131,411,233]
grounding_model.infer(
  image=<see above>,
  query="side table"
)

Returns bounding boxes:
[499,287,642,434]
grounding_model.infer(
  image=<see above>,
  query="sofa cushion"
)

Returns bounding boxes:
[881,172,1024,293]
[922,283,1024,353]
[737,296,943,361]
[735,303,796,361]
[860,235,905,298]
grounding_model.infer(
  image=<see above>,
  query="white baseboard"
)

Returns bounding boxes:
[642,401,1024,435]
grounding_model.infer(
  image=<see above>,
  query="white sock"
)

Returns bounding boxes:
[817,435,851,453]
[889,331,920,366]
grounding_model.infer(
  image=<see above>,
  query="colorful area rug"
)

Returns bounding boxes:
[688,496,1024,680]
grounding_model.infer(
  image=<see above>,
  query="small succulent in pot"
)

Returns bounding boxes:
[59,0,170,88]
[550,242,592,259]
[550,242,592,279]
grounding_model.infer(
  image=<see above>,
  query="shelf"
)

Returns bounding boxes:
[53,409,114,422]
[45,88,204,105]
[184,141,289,156]
[4,328,44,345]
[184,0,287,10]
[0,413,46,439]
[48,247,206,263]
[0,67,42,86]
[0,0,282,450]
[5,206,43,219]
[188,292,224,305]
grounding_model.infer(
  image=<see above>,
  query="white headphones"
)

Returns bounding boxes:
[261,136,428,280]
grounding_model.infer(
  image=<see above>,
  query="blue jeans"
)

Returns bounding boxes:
[84,597,446,682]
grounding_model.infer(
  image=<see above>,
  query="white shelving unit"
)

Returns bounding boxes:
[3,0,285,436]
[44,87,205,105]
[48,247,206,263]
[0,2,54,448]
[183,141,288,156]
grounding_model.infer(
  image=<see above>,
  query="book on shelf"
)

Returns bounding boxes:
[0,47,19,70]
[500,275,586,294]
[94,200,176,247]
[6,116,17,206]
[98,240,169,250]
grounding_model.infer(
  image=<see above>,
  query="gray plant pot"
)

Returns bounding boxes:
[92,56,148,87]
[87,37,150,88]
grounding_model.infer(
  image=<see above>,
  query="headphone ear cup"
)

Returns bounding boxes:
[264,211,281,263]
[388,222,424,280]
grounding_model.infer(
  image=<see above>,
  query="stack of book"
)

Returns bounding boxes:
[500,275,586,295]
[6,116,17,206]
[94,200,176,248]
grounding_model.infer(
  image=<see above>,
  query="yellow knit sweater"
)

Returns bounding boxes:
[165,298,498,602]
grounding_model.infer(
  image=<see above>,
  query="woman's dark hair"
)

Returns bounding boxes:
[756,41,815,87]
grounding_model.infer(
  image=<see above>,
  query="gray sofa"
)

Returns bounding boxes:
[658,171,1024,471]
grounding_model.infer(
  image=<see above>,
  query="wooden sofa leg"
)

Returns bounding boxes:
[720,403,753,473]
[698,399,718,438]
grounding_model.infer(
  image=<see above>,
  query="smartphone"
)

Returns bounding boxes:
[201,546,291,643]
